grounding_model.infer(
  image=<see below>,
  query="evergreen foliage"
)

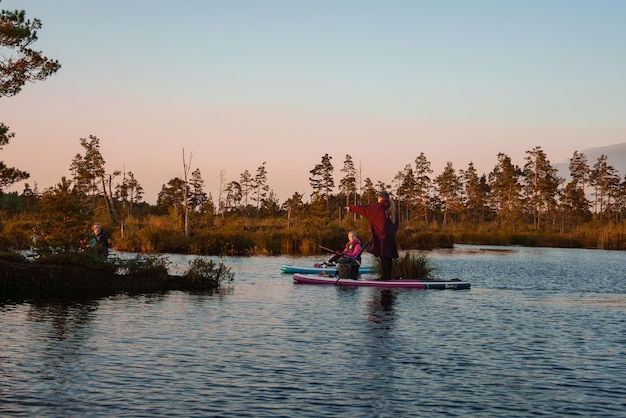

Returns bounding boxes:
[184,258,234,288]
[3,143,626,255]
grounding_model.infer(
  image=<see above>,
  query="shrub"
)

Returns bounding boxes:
[33,251,118,273]
[183,258,234,288]
[119,255,170,278]
[374,251,436,279]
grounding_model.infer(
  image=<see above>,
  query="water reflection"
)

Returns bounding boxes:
[367,289,397,324]
[2,246,626,417]
[25,298,100,341]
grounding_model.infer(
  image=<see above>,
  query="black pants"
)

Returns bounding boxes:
[380,257,392,280]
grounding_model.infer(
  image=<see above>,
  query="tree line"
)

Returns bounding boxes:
[2,133,626,252]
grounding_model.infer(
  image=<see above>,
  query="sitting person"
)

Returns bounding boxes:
[328,231,362,265]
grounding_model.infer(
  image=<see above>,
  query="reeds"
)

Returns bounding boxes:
[373,251,436,279]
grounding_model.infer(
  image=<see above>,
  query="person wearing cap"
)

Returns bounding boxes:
[346,191,398,280]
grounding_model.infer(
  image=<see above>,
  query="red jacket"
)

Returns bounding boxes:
[349,200,398,259]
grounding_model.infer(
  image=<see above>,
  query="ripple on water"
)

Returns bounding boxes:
[1,246,626,417]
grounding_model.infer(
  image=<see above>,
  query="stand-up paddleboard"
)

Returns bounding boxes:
[292,273,470,289]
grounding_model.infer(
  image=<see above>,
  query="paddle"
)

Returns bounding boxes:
[319,244,344,265]
[319,245,342,255]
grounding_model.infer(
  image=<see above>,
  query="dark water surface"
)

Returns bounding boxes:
[1,245,625,417]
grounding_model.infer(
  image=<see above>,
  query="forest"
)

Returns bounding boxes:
[1,134,626,256]
[2,5,626,258]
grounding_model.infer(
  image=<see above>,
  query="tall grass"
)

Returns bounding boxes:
[6,210,626,256]
[394,252,435,279]
[373,251,436,279]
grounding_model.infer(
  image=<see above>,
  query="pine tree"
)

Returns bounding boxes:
[1,7,60,190]
[522,146,562,229]
[69,135,119,222]
[361,178,376,204]
[397,164,416,222]
[414,152,433,223]
[239,169,253,209]
[36,177,91,253]
[157,177,186,208]
[115,170,143,218]
[339,154,357,209]
[224,181,242,213]
[434,161,462,226]
[488,153,523,228]
[190,169,208,213]
[0,8,61,97]
[590,155,620,219]
[460,162,490,225]
[309,154,334,211]
[569,151,589,195]
[253,162,269,216]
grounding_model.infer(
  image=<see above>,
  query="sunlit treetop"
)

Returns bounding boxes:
[0,7,61,97]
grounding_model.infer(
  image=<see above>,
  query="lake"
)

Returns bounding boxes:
[1,245,625,417]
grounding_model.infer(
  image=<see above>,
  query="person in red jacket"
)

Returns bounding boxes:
[346,191,398,280]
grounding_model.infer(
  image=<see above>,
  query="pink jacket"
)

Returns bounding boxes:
[343,238,362,258]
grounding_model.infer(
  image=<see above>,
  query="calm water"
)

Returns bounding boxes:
[1,245,625,417]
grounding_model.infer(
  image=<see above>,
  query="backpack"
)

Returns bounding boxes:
[337,259,359,279]
[336,240,370,279]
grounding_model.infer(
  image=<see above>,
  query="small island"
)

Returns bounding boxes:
[0,253,234,297]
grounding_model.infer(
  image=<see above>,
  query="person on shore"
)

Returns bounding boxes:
[91,223,109,258]
[346,191,398,280]
[328,231,363,264]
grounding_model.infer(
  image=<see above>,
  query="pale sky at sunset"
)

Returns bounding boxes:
[2,0,625,204]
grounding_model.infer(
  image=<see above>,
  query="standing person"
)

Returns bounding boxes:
[328,231,363,264]
[346,191,398,280]
[91,223,109,258]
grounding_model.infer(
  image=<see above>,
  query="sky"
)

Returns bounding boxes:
[2,0,625,204]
